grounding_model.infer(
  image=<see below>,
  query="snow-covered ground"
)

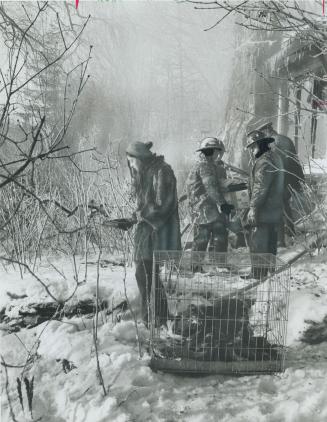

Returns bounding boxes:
[1,250,327,422]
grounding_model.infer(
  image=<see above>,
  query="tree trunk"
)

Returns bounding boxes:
[0,299,127,332]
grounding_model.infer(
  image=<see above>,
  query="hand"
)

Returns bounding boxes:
[247,208,255,226]
[131,211,139,223]
[135,210,143,222]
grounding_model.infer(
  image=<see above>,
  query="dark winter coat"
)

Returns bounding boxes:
[132,155,181,261]
[273,134,305,197]
[186,156,227,225]
[249,149,284,225]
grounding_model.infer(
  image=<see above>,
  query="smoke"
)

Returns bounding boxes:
[76,1,235,176]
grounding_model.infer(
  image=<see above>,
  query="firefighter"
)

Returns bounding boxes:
[186,137,229,258]
[243,130,284,279]
[209,139,247,249]
[126,141,181,325]
[256,122,305,245]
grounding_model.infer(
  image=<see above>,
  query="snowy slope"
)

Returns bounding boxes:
[1,250,327,422]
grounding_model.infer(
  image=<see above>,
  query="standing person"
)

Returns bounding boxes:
[186,137,229,259]
[126,141,181,326]
[243,130,284,279]
[257,122,305,245]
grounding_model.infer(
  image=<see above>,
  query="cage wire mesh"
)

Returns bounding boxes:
[149,251,290,375]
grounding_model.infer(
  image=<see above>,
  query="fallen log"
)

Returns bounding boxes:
[82,259,125,267]
[0,299,127,332]
[6,292,28,300]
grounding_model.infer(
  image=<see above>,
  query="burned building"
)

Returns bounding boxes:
[224,18,327,169]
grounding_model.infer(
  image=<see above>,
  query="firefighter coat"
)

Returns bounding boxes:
[273,134,305,197]
[249,149,285,225]
[186,156,227,225]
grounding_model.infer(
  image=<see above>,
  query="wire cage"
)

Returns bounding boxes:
[149,251,291,375]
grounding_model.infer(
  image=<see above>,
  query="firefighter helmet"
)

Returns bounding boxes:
[196,137,225,152]
[246,130,275,148]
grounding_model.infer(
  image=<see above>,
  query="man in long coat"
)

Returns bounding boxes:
[126,141,181,325]
[186,137,228,256]
[244,130,285,279]
[257,122,305,245]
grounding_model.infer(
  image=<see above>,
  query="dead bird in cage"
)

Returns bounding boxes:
[171,299,253,337]
[171,299,254,355]
[164,298,280,361]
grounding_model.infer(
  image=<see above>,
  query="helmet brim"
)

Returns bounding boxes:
[196,147,223,152]
[246,137,275,148]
